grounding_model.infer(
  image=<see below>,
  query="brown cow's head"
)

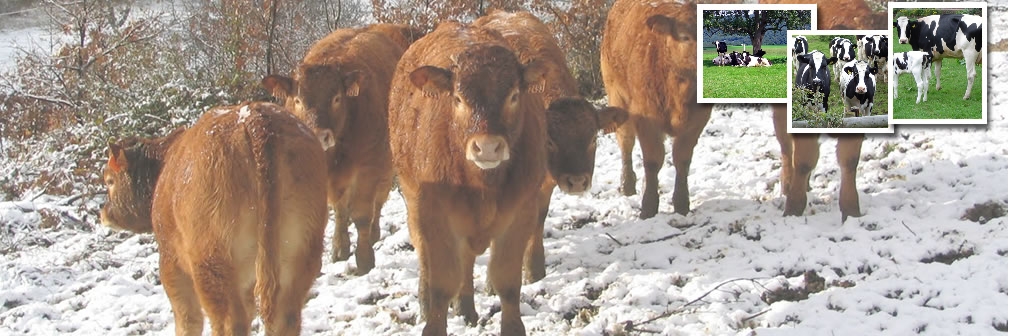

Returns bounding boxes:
[545,97,627,194]
[99,132,179,233]
[409,44,546,170]
[261,66,364,151]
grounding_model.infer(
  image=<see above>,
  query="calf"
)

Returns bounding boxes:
[894,14,983,100]
[262,24,412,273]
[388,21,548,336]
[829,37,856,79]
[856,35,874,62]
[794,50,837,112]
[601,0,720,218]
[744,49,772,67]
[100,102,328,335]
[891,51,934,104]
[472,10,627,288]
[839,60,878,116]
[714,40,728,58]
[792,35,809,73]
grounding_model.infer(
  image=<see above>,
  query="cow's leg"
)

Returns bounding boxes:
[191,250,251,336]
[963,52,978,100]
[669,105,711,216]
[160,255,204,336]
[331,201,352,263]
[523,184,553,284]
[349,183,383,274]
[933,59,943,91]
[922,67,930,102]
[784,134,819,216]
[452,252,478,326]
[613,94,637,196]
[636,119,665,219]
[414,201,459,336]
[836,135,863,222]
[489,212,536,336]
[772,104,793,197]
[892,72,900,100]
[912,70,926,104]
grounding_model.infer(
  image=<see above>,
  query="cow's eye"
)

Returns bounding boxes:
[332,95,342,106]
[546,139,557,151]
[510,92,519,104]
[453,95,463,106]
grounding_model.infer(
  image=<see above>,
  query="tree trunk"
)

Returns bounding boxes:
[751,10,766,51]
[265,0,279,75]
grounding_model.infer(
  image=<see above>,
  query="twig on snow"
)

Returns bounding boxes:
[604,233,625,247]
[622,277,770,333]
[900,221,918,237]
[741,308,772,322]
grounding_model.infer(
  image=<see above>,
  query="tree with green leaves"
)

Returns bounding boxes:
[703,10,810,52]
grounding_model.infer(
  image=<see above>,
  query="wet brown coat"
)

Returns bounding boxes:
[602,0,727,218]
[388,21,547,336]
[99,102,328,336]
[472,10,627,285]
[262,24,413,273]
[762,0,876,221]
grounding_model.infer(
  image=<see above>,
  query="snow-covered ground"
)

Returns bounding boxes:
[2,7,1007,336]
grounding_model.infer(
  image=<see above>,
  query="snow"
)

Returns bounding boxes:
[1,7,1007,336]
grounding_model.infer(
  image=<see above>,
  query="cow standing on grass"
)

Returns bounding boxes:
[829,37,856,80]
[389,20,548,336]
[894,14,983,100]
[839,60,878,116]
[100,102,328,336]
[792,35,809,73]
[892,51,934,104]
[262,24,421,274]
[794,50,837,112]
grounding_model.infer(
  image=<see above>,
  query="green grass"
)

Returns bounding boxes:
[790,36,889,128]
[891,42,984,120]
[701,45,788,99]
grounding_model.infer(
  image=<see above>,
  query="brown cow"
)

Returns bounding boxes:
[471,10,628,286]
[262,23,412,274]
[99,102,328,336]
[389,20,548,336]
[763,0,882,221]
[601,0,724,218]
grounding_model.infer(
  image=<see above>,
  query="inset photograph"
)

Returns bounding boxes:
[696,4,815,103]
[889,2,986,124]
[787,30,893,134]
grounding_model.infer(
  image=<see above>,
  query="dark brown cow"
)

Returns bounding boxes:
[100,102,328,335]
[601,0,721,218]
[389,21,547,336]
[262,23,411,274]
[472,10,628,286]
[762,0,881,221]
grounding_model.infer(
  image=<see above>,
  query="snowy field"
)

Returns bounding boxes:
[2,7,1008,336]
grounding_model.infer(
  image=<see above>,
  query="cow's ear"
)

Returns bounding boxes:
[869,66,878,75]
[796,54,810,64]
[521,59,548,94]
[597,106,629,134]
[893,21,899,29]
[409,66,453,97]
[343,70,364,97]
[107,142,128,173]
[844,66,854,75]
[262,75,294,100]
[828,57,838,65]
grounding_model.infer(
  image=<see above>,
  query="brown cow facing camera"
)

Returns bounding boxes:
[471,10,628,285]
[389,21,548,336]
[100,102,328,336]
[262,23,417,274]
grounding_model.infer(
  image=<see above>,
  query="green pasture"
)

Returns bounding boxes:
[790,36,889,127]
[891,42,984,121]
[701,44,788,99]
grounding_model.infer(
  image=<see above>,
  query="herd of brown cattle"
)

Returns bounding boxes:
[98,0,886,335]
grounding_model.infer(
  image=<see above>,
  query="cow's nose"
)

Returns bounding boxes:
[856,86,867,93]
[558,174,590,194]
[466,135,510,169]
[899,38,908,44]
[812,78,821,85]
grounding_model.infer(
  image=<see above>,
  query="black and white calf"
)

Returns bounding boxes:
[795,50,838,112]
[891,51,934,104]
[829,37,856,80]
[741,49,771,67]
[839,60,878,117]
[792,36,809,73]
[894,14,983,100]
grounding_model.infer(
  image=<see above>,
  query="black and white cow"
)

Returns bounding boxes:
[792,36,809,73]
[839,60,877,117]
[894,14,983,100]
[856,35,875,62]
[714,41,728,57]
[891,51,934,104]
[870,35,889,82]
[795,50,838,112]
[829,37,856,80]
[742,49,772,67]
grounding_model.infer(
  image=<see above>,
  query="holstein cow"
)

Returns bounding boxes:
[262,24,419,273]
[792,35,809,73]
[743,49,772,67]
[829,37,856,79]
[100,102,328,335]
[894,14,983,100]
[602,0,731,218]
[471,10,628,290]
[794,50,837,112]
[839,60,878,117]
[388,21,548,336]
[891,50,934,104]
[765,0,880,222]
[714,40,728,57]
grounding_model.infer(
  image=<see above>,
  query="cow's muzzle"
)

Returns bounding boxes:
[466,134,510,169]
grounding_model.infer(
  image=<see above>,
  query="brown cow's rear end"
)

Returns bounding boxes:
[389,20,547,336]
[100,102,328,335]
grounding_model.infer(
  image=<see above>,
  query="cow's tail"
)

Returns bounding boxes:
[244,103,281,320]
